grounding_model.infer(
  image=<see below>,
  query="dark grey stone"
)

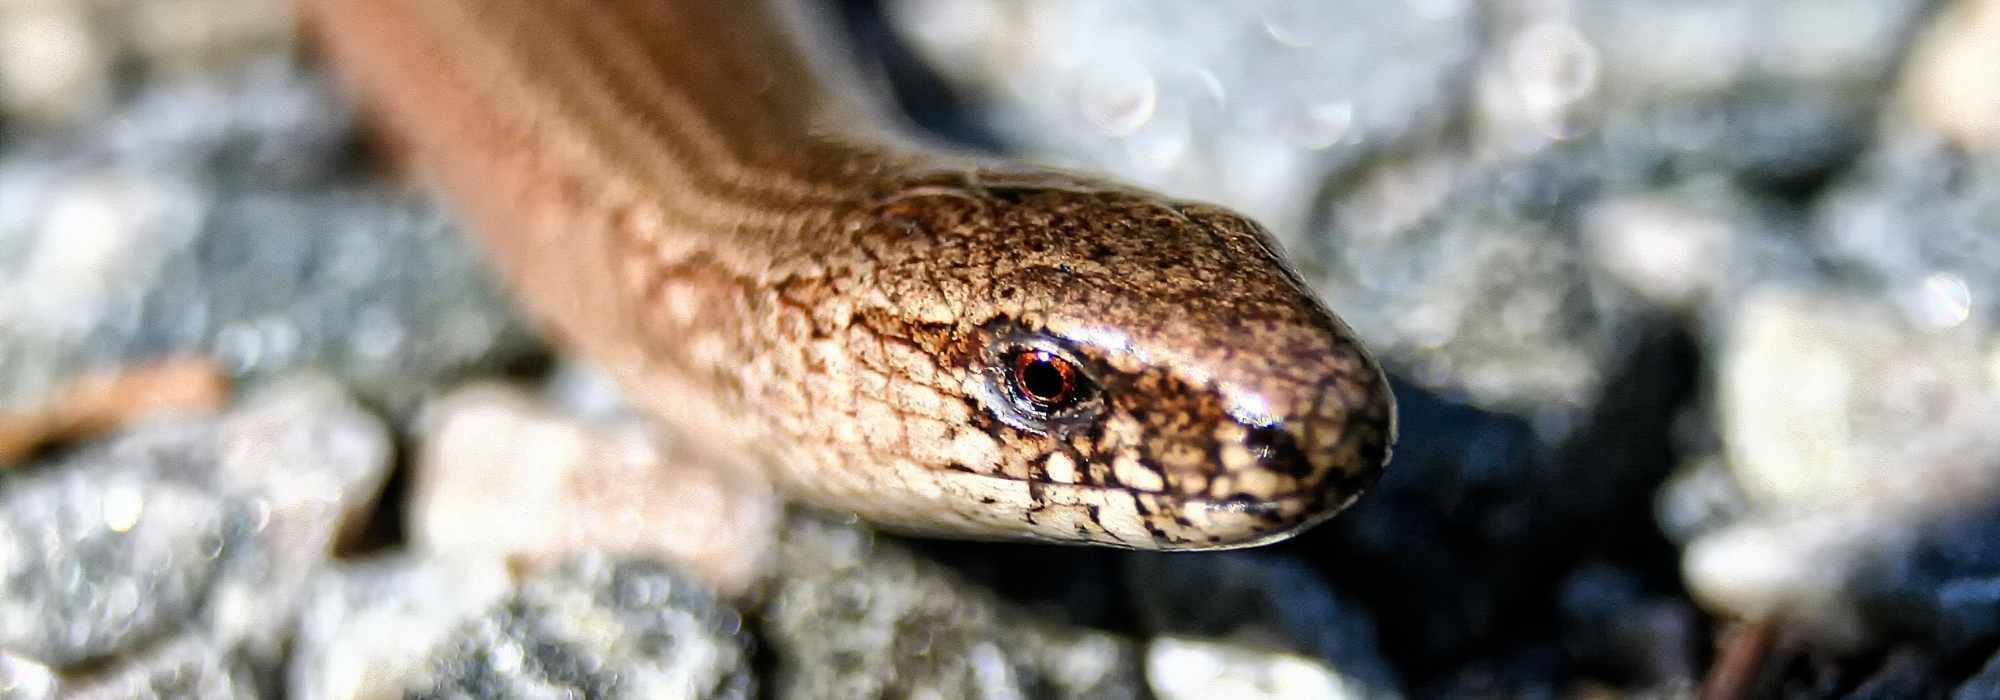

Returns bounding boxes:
[0,377,390,679]
[411,555,754,700]
[762,516,1146,700]
[0,61,537,415]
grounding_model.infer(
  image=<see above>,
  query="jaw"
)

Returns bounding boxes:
[801,457,1352,550]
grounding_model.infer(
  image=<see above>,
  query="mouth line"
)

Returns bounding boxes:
[969,469,1338,511]
[926,467,1355,549]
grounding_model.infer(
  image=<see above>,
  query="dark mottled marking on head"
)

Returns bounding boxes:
[1244,425,1313,478]
[1131,494,1156,516]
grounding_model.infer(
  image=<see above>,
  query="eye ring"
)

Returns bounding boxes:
[1011,349,1080,409]
[977,332,1104,435]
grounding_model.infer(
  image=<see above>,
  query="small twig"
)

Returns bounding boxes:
[0,358,231,467]
[1701,619,1778,700]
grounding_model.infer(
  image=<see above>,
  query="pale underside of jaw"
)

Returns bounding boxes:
[866,457,1339,550]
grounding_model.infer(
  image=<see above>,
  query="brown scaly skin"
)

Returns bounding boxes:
[304,0,1395,549]
[747,170,1396,547]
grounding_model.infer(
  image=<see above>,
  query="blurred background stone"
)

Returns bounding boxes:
[0,376,389,694]
[410,378,781,597]
[1125,551,1399,695]
[884,0,1481,244]
[0,61,540,417]
[408,555,756,700]
[1902,0,2000,152]
[0,0,291,130]
[289,554,515,700]
[1146,636,1384,700]
[761,516,1149,699]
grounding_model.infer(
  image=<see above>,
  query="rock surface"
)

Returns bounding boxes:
[761,517,1147,700]
[0,62,538,416]
[0,376,391,694]
[408,555,755,700]
[412,380,781,597]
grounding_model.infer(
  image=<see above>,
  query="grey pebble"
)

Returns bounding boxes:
[1125,550,1400,695]
[1956,648,2000,700]
[0,376,391,685]
[410,555,755,700]
[53,635,262,700]
[288,555,516,700]
[761,515,1147,700]
[0,60,538,415]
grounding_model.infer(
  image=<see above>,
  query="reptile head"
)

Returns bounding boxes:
[839,170,1396,549]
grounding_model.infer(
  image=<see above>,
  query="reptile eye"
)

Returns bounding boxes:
[979,334,1103,434]
[1011,349,1080,409]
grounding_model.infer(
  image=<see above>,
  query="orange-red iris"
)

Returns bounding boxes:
[1012,349,1077,408]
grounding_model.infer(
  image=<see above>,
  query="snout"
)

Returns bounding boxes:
[1185,366,1398,547]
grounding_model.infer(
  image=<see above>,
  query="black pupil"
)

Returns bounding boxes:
[1020,355,1069,403]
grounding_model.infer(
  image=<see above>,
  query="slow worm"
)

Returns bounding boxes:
[302,0,1395,549]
